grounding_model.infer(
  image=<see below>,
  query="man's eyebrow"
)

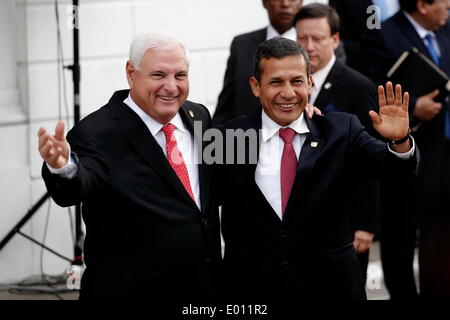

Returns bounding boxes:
[268,76,283,80]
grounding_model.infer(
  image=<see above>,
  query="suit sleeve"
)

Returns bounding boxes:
[350,178,381,234]
[348,115,420,181]
[41,123,109,207]
[213,37,238,126]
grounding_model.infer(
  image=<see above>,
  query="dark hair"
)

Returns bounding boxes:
[253,37,310,81]
[293,3,340,35]
[399,0,436,13]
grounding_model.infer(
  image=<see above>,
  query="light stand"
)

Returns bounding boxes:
[0,0,84,275]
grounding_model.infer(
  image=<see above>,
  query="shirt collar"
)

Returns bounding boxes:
[403,11,435,40]
[311,54,336,91]
[261,109,310,142]
[123,94,186,136]
[266,24,297,41]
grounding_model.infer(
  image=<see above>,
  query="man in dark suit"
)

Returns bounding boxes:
[329,0,400,69]
[217,37,418,300]
[293,3,381,286]
[359,0,450,299]
[329,0,374,69]
[212,0,303,126]
[38,32,221,300]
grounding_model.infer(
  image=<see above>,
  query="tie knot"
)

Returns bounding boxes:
[424,33,433,42]
[162,123,175,139]
[279,127,296,144]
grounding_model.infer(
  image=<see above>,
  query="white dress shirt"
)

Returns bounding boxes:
[266,24,297,41]
[254,110,415,220]
[255,111,309,220]
[49,94,201,210]
[372,0,400,22]
[309,54,336,105]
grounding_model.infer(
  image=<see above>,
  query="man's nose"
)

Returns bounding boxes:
[163,76,177,92]
[280,0,290,7]
[281,84,296,99]
[303,38,315,51]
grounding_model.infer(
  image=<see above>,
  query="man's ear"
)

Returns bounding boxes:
[307,74,313,96]
[249,77,261,98]
[126,61,135,89]
[416,0,428,15]
[331,32,340,51]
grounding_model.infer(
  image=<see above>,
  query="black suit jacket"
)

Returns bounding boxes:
[329,0,374,69]
[42,90,221,300]
[360,11,450,190]
[313,59,380,234]
[213,28,266,126]
[218,111,419,300]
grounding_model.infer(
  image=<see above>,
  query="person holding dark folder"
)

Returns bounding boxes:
[360,0,450,299]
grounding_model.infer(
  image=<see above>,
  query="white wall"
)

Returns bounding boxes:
[0,0,332,284]
[0,0,269,283]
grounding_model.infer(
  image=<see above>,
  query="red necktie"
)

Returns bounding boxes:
[162,123,195,202]
[279,128,298,216]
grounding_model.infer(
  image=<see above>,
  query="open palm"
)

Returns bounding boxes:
[369,82,410,140]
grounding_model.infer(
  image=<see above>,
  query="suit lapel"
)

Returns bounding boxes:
[284,114,324,221]
[242,113,262,180]
[397,12,434,61]
[252,28,267,46]
[436,28,450,73]
[314,60,341,109]
[179,104,210,214]
[235,112,281,221]
[110,97,200,212]
[245,111,324,222]
[249,116,283,223]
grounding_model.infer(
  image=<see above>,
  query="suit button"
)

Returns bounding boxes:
[201,217,207,225]
[280,230,287,238]
[281,261,289,270]
[204,257,212,263]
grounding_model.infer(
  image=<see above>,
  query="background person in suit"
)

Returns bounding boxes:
[218,37,418,300]
[328,0,374,69]
[37,32,221,300]
[213,0,303,127]
[359,0,450,299]
[293,3,380,286]
[328,0,399,69]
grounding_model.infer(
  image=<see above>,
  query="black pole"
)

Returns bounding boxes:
[0,193,50,251]
[72,0,83,266]
[0,0,84,269]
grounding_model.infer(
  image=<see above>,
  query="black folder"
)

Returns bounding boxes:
[387,47,450,98]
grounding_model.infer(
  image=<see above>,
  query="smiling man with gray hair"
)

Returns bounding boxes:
[37,31,221,300]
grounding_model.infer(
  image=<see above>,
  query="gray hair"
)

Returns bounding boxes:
[129,31,189,69]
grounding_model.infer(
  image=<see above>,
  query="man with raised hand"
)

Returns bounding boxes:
[218,37,419,300]
[38,32,221,300]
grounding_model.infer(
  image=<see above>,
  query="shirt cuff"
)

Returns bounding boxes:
[46,145,78,179]
[387,136,416,160]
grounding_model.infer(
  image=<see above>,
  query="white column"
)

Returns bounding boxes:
[0,0,21,120]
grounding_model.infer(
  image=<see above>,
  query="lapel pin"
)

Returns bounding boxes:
[189,110,194,118]
[311,141,318,148]
[324,82,332,90]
